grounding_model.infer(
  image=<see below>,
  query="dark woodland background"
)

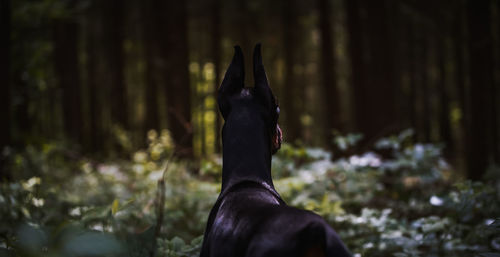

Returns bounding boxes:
[1,0,500,178]
[1,1,500,256]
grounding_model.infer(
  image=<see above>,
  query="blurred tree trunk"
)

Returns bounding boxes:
[345,0,365,139]
[454,1,467,131]
[0,0,10,148]
[282,0,301,143]
[163,0,193,158]
[317,0,341,149]
[0,0,11,179]
[391,8,406,127]
[421,38,431,142]
[362,0,397,141]
[453,0,468,170]
[437,31,452,153]
[53,18,84,145]
[211,0,222,153]
[466,0,494,180]
[496,1,500,164]
[346,0,397,144]
[103,0,128,130]
[197,55,207,156]
[141,0,160,133]
[86,1,103,153]
[14,83,30,143]
[408,20,418,142]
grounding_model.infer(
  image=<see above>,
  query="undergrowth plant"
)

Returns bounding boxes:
[1,130,499,257]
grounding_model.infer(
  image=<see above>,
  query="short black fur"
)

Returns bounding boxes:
[200,44,351,257]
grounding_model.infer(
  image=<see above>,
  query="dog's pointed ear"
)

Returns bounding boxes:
[253,43,276,110]
[253,44,281,154]
[218,45,245,119]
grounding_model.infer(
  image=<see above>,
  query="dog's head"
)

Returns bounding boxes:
[218,44,282,154]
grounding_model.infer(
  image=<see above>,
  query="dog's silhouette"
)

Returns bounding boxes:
[200,44,350,257]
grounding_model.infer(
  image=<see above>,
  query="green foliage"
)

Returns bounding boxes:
[157,236,203,257]
[333,132,363,152]
[1,130,499,257]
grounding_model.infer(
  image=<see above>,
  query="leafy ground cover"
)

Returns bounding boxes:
[1,130,499,257]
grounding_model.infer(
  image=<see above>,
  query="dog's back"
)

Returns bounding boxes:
[201,182,350,257]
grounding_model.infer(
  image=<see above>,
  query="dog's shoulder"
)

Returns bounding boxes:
[202,181,285,256]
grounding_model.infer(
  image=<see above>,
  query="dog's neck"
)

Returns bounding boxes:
[220,114,274,192]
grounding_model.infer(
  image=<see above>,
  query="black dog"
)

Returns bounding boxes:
[200,44,351,257]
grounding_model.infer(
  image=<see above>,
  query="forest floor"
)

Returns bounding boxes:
[1,130,499,257]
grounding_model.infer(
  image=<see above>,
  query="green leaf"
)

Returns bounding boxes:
[111,199,119,216]
[118,198,135,212]
[170,237,185,252]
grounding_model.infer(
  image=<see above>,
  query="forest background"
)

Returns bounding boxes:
[1,0,500,256]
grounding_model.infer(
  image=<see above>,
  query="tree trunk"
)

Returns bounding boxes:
[438,33,452,153]
[495,0,500,163]
[317,0,341,149]
[141,0,160,133]
[452,0,468,172]
[454,1,467,132]
[345,0,366,142]
[421,37,431,142]
[0,0,10,148]
[53,18,84,146]
[362,0,397,141]
[408,19,418,142]
[347,0,397,145]
[103,0,128,130]
[282,0,301,143]
[163,0,193,158]
[0,0,11,179]
[466,0,494,180]
[86,0,103,153]
[211,0,222,153]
